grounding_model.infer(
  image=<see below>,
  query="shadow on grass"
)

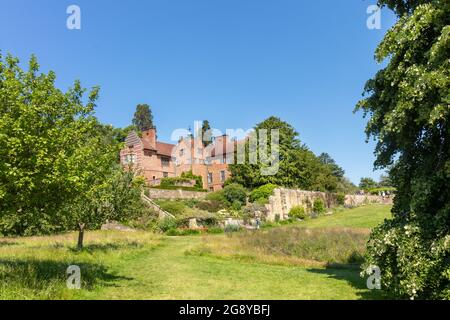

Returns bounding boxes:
[0,258,133,291]
[306,265,393,300]
[0,241,20,247]
[68,242,143,253]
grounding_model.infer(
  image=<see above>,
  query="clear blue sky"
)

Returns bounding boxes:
[0,0,397,184]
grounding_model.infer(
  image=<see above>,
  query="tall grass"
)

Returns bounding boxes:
[0,231,161,299]
[193,227,370,267]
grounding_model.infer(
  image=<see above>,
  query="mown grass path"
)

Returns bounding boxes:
[76,235,385,300]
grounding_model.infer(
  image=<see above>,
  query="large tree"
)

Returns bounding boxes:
[201,120,212,146]
[0,54,144,240]
[318,153,345,178]
[229,117,340,192]
[132,104,154,132]
[356,0,449,299]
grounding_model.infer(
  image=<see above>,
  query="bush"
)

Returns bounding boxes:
[223,183,247,206]
[224,224,241,233]
[336,193,346,206]
[313,199,326,214]
[156,200,186,215]
[157,218,179,233]
[249,183,277,203]
[180,171,203,189]
[231,200,242,211]
[150,185,207,192]
[207,227,224,234]
[289,206,307,220]
[196,200,225,213]
[205,190,228,204]
[166,228,202,236]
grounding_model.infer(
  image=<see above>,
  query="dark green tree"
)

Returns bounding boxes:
[132,104,154,132]
[318,153,345,178]
[356,0,449,299]
[229,117,339,192]
[0,54,145,242]
[359,177,378,191]
[201,120,212,146]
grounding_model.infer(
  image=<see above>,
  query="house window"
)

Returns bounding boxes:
[220,170,226,182]
[161,157,170,167]
[163,172,169,178]
[123,154,137,164]
[179,149,184,156]
[207,173,213,184]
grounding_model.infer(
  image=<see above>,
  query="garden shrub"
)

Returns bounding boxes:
[336,193,346,206]
[222,183,247,206]
[249,183,277,203]
[289,206,307,220]
[180,171,203,189]
[157,217,179,233]
[231,200,242,211]
[313,199,326,214]
[205,190,228,204]
[196,200,224,213]
[165,228,201,236]
[156,200,186,215]
[224,224,241,233]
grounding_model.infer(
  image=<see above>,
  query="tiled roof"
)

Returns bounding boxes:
[156,142,175,157]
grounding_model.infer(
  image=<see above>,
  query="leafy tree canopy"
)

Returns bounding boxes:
[132,104,154,132]
[356,0,449,299]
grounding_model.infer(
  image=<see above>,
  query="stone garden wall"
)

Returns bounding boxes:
[146,188,207,199]
[265,188,393,221]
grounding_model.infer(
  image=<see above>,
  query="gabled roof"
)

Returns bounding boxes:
[156,142,175,157]
[124,131,175,157]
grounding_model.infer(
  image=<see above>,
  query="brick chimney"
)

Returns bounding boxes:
[142,128,157,150]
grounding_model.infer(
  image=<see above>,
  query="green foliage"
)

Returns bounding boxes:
[231,200,242,211]
[222,183,247,206]
[155,200,186,215]
[150,185,207,192]
[157,217,179,233]
[165,228,201,236]
[229,117,343,192]
[359,177,377,191]
[200,120,212,146]
[249,183,277,203]
[289,206,307,220]
[205,189,228,203]
[336,193,346,206]
[132,104,154,132]
[196,200,224,213]
[313,199,326,215]
[0,54,142,236]
[180,171,203,189]
[366,187,396,195]
[356,1,449,299]
[224,224,241,233]
[318,153,345,178]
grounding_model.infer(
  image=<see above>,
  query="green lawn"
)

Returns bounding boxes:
[0,204,392,300]
[298,204,392,229]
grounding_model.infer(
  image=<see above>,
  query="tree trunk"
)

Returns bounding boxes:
[77,223,85,250]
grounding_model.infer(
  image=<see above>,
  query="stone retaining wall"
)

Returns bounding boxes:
[265,188,393,221]
[146,188,207,199]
